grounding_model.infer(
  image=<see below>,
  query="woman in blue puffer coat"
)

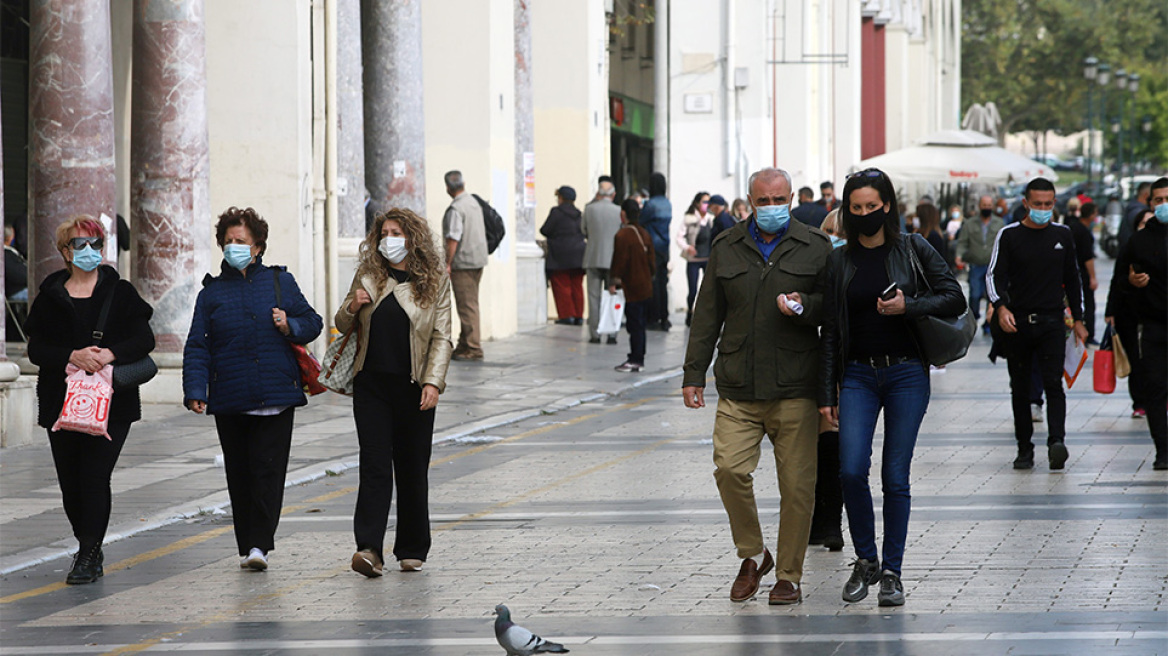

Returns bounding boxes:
[182,207,323,572]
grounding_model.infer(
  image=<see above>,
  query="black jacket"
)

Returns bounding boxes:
[1106,218,1167,325]
[540,203,586,270]
[818,233,965,407]
[25,265,155,428]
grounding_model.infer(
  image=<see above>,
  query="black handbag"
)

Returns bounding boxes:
[94,288,158,390]
[905,240,976,366]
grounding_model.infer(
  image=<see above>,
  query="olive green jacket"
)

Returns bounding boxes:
[682,218,831,401]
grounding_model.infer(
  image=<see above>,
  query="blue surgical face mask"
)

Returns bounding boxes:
[71,245,102,272]
[1029,207,1053,225]
[224,243,254,270]
[830,235,847,249]
[754,204,790,234]
[1155,203,1168,224]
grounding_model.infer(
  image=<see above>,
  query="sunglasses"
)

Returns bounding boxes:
[69,236,104,251]
[846,169,884,180]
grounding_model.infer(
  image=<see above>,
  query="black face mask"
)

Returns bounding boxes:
[850,209,887,236]
[980,208,993,218]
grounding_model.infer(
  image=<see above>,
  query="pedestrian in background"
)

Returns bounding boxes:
[1107,176,1168,469]
[987,177,1087,471]
[1105,208,1154,420]
[541,185,586,325]
[1068,202,1099,345]
[732,198,752,223]
[955,195,1004,334]
[916,203,948,266]
[809,208,845,552]
[442,171,488,361]
[640,172,673,331]
[25,216,155,585]
[337,208,453,577]
[683,167,832,606]
[819,168,964,607]
[582,177,622,344]
[817,180,839,212]
[183,207,323,572]
[792,186,828,229]
[609,198,656,372]
[709,195,736,241]
[677,191,711,327]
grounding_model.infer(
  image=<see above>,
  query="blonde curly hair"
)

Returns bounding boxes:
[356,208,444,308]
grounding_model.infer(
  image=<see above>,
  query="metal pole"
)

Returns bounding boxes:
[1085,85,1093,193]
[653,0,669,179]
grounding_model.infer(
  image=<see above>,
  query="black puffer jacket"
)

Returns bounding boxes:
[25,265,155,428]
[818,233,965,407]
[540,203,586,270]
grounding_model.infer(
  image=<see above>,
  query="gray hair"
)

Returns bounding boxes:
[444,170,465,192]
[747,168,793,196]
[598,182,616,198]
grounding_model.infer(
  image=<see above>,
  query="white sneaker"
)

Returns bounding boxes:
[244,548,268,571]
[1031,403,1043,423]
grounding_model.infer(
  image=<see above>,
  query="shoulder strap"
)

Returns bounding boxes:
[628,225,648,252]
[272,270,282,309]
[904,235,934,295]
[93,282,116,345]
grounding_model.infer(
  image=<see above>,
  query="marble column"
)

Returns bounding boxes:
[0,103,6,361]
[130,0,212,354]
[361,0,426,215]
[28,0,117,291]
[337,0,367,238]
[514,0,546,329]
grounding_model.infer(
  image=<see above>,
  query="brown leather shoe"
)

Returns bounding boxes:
[768,579,802,605]
[729,549,773,602]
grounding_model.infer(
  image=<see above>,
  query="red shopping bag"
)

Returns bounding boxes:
[1093,348,1116,394]
[52,364,115,439]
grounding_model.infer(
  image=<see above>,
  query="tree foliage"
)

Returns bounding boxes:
[962,0,1168,166]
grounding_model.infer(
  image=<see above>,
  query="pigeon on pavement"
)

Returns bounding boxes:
[493,604,570,655]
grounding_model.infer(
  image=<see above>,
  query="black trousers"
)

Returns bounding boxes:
[809,430,842,538]
[1081,273,1097,342]
[625,299,649,365]
[48,421,130,550]
[1001,317,1067,447]
[648,249,669,325]
[1114,310,1147,411]
[352,372,436,563]
[1138,321,1168,458]
[215,409,295,555]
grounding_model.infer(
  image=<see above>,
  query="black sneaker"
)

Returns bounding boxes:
[1048,442,1069,470]
[842,558,881,602]
[1013,447,1035,470]
[877,570,905,606]
[823,532,845,552]
[1154,458,1167,471]
[606,335,618,345]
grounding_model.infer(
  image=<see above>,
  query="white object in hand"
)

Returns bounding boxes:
[784,297,804,315]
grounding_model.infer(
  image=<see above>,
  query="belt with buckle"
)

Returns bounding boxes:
[1021,312,1063,324]
[853,355,915,369]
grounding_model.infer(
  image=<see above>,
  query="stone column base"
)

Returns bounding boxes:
[515,241,547,332]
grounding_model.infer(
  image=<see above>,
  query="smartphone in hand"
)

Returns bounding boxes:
[881,282,899,301]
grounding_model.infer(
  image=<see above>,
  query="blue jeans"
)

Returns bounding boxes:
[967,264,988,321]
[838,360,930,576]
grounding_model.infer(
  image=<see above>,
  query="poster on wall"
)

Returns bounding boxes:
[523,152,536,208]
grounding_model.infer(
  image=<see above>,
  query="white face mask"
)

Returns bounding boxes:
[378,236,408,263]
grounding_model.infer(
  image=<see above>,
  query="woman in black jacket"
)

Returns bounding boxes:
[541,185,586,325]
[25,216,155,585]
[818,169,964,607]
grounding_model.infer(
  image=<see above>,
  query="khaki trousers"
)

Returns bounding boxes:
[450,268,483,352]
[713,397,818,583]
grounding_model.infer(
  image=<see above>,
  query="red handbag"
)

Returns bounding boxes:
[273,272,327,396]
[1093,326,1116,394]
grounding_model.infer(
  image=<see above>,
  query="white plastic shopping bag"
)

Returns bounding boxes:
[52,364,114,440]
[597,289,625,335]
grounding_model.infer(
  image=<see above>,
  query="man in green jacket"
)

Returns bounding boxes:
[954,195,1005,332]
[683,167,831,606]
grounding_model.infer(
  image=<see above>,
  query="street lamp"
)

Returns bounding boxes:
[1084,57,1098,189]
[1129,74,1140,175]
[1116,70,1127,181]
[1096,63,1111,194]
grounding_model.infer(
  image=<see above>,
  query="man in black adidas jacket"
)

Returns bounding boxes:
[987,177,1088,472]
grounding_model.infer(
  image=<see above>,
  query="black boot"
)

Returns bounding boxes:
[66,544,104,585]
[809,431,845,551]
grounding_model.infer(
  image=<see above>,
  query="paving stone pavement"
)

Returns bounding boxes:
[1,258,1166,655]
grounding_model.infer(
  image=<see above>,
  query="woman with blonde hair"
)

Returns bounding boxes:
[26,216,155,584]
[337,208,453,577]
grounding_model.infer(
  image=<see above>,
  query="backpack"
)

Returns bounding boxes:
[472,193,506,255]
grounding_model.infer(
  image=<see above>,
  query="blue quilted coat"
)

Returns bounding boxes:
[182,258,323,415]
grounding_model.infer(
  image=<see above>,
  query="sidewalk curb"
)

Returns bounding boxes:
[0,367,682,576]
